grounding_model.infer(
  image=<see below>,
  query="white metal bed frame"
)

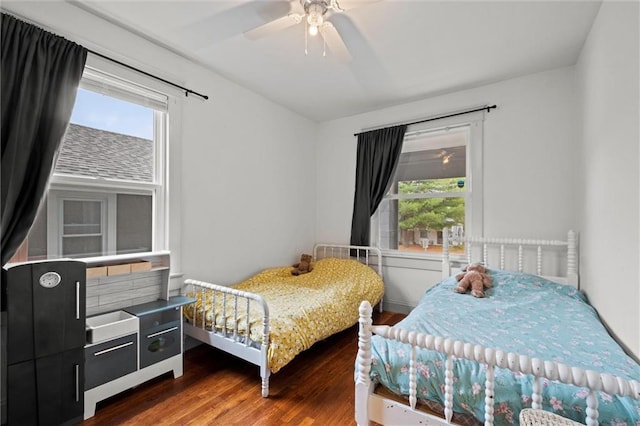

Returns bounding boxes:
[355,230,640,425]
[183,243,382,397]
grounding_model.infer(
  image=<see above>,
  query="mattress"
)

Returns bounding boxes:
[368,269,640,425]
[185,257,384,373]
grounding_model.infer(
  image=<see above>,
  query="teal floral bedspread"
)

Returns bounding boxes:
[369,269,640,425]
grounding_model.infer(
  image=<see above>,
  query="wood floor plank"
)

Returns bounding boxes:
[80,310,406,425]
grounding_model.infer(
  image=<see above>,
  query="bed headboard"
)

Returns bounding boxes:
[313,244,382,278]
[442,228,579,288]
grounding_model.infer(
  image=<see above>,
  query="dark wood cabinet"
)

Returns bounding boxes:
[3,261,86,425]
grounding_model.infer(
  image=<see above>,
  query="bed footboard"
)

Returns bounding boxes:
[183,279,271,397]
[355,301,640,426]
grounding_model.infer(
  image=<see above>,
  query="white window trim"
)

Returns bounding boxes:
[372,111,485,260]
[45,64,171,260]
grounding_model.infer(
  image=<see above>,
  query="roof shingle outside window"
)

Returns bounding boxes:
[56,124,153,182]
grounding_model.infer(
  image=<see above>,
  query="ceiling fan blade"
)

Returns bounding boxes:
[328,13,390,90]
[175,1,293,49]
[332,0,382,12]
[320,22,352,63]
[244,13,303,40]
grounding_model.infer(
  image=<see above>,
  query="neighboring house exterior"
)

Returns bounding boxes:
[26,124,154,259]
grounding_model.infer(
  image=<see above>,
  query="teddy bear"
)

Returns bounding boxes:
[454,263,492,297]
[292,254,313,276]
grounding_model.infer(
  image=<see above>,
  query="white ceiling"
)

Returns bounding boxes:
[70,0,601,122]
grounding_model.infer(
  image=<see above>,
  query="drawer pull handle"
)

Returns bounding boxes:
[147,326,178,339]
[75,364,80,402]
[94,341,133,356]
[76,281,80,320]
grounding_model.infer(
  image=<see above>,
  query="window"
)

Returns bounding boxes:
[24,67,168,260]
[373,113,484,257]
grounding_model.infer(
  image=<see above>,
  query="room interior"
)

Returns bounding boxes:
[1,0,639,423]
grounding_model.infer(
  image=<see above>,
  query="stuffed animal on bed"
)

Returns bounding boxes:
[454,263,492,297]
[292,254,313,276]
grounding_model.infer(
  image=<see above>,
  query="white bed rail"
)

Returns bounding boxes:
[313,243,382,276]
[442,229,579,288]
[355,301,640,426]
[183,278,271,397]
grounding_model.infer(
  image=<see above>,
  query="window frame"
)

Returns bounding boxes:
[371,111,485,260]
[43,65,170,260]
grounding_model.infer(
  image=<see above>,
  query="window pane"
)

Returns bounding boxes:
[379,124,469,255]
[54,88,155,183]
[379,196,465,253]
[398,196,465,252]
[393,145,466,184]
[63,236,103,258]
[116,194,152,254]
[63,200,102,236]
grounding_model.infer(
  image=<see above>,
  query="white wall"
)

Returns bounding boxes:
[316,67,579,311]
[575,1,640,358]
[180,65,318,285]
[2,2,318,290]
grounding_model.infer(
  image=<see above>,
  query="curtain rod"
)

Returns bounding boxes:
[353,104,496,137]
[87,49,209,101]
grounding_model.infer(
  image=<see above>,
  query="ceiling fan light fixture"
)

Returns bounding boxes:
[307,3,325,36]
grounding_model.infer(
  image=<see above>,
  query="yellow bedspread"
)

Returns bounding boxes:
[184,257,383,373]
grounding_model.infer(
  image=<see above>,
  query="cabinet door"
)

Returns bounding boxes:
[4,264,35,365]
[85,333,138,390]
[36,348,84,426]
[8,349,84,426]
[140,317,181,369]
[32,261,86,357]
[7,359,38,425]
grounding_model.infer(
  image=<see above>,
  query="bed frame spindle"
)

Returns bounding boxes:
[518,245,523,272]
[484,364,495,425]
[355,302,373,426]
[222,293,228,335]
[409,347,417,410]
[260,313,270,397]
[531,376,542,410]
[586,391,599,426]
[444,355,454,422]
[233,296,239,340]
[245,299,251,346]
[536,246,542,276]
[482,243,488,265]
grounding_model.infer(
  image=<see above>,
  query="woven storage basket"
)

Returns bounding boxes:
[519,409,583,425]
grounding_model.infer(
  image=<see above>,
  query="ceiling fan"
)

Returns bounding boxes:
[244,0,377,61]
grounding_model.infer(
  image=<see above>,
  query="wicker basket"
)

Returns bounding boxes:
[519,408,583,425]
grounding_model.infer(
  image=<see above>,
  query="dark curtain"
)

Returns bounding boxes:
[1,13,87,265]
[350,124,407,247]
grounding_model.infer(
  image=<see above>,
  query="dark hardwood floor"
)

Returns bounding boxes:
[81,310,405,426]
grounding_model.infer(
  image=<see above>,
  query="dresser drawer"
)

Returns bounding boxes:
[85,333,137,390]
[139,320,181,369]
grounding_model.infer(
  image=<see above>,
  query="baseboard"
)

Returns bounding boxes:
[381,300,413,315]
